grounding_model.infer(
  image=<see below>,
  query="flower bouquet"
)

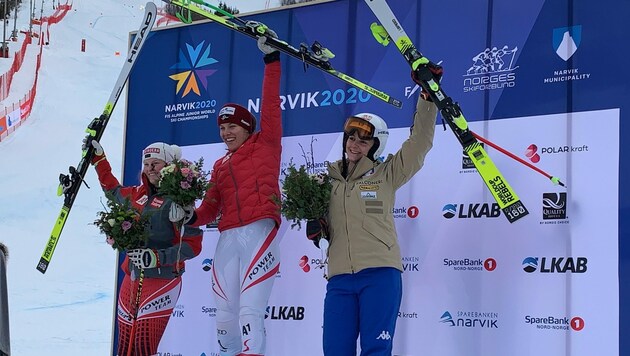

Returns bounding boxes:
[158,157,210,208]
[280,139,332,229]
[94,195,150,252]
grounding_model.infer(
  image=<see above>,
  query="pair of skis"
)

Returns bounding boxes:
[39,0,561,272]
[36,2,157,274]
[164,0,403,108]
[363,0,533,223]
[167,0,537,223]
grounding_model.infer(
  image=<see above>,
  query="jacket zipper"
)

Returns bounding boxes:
[228,160,244,225]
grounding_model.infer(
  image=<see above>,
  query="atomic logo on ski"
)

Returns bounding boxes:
[169,41,219,97]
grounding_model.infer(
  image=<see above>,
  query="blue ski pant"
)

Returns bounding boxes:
[323,267,402,356]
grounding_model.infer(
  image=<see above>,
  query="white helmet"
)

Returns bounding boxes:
[347,113,389,160]
[142,142,182,164]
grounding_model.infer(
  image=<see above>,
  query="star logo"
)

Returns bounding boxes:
[169,41,218,97]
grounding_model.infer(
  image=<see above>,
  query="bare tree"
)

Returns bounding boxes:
[165,1,240,22]
[280,0,316,6]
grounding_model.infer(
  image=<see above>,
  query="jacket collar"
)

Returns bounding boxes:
[329,156,377,181]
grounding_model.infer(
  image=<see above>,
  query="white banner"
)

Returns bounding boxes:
[157,108,619,356]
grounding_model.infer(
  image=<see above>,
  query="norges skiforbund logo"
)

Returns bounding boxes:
[169,41,218,98]
[463,44,519,92]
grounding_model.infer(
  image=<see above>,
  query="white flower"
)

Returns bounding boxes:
[107,219,116,227]
[311,172,327,185]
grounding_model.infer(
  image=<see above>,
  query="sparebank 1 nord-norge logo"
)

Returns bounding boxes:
[553,25,581,61]
[169,41,218,98]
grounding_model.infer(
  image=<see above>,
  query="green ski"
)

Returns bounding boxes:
[364,0,528,223]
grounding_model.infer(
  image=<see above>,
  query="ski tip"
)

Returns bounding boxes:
[551,176,566,187]
[369,22,390,46]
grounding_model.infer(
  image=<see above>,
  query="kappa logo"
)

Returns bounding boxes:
[553,25,581,61]
[169,41,219,97]
[376,330,391,340]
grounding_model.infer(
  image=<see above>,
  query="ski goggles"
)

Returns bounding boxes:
[344,117,375,140]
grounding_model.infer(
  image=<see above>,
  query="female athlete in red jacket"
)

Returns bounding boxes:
[186,31,282,356]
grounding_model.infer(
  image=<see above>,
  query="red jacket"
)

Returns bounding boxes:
[193,59,282,231]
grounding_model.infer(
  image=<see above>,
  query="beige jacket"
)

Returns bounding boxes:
[325,98,437,279]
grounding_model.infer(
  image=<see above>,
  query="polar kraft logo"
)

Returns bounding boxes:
[522,257,587,273]
[298,256,325,273]
[524,143,588,163]
[442,203,501,219]
[463,45,518,92]
[543,192,567,220]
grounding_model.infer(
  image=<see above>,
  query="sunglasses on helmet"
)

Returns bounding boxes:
[344,117,375,140]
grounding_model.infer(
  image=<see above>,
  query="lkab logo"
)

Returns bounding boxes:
[442,203,501,219]
[522,256,587,273]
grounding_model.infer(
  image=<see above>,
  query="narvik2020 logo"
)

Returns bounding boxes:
[169,41,218,98]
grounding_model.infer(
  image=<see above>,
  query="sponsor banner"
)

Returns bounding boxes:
[123,0,622,355]
[6,108,20,129]
[0,116,6,138]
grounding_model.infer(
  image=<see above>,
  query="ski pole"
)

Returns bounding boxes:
[127,269,144,356]
[471,131,566,187]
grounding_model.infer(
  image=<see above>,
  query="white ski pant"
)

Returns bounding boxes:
[211,218,280,356]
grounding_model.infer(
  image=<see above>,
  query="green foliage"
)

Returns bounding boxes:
[93,194,150,252]
[158,158,210,207]
[280,0,317,6]
[280,138,332,229]
[215,1,239,15]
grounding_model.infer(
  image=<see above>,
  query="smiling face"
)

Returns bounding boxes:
[345,132,374,163]
[143,158,167,186]
[219,122,251,152]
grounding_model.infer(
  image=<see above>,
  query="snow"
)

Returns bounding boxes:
[0,0,271,354]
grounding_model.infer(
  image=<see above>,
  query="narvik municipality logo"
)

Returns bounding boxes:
[169,41,218,97]
[553,25,581,61]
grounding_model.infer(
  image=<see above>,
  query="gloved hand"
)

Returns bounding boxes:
[246,21,279,55]
[306,218,329,248]
[127,248,160,269]
[257,35,278,55]
[82,136,106,165]
[411,61,443,102]
[169,203,196,224]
